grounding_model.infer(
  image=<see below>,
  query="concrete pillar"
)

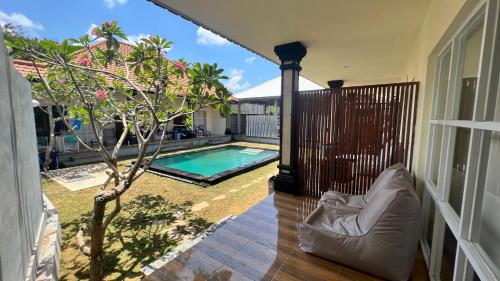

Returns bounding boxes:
[272,41,306,195]
[237,103,241,135]
[273,99,278,116]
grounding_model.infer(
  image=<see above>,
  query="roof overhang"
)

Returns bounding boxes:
[150,0,430,87]
[237,96,280,103]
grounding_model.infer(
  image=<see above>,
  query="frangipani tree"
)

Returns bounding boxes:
[6,21,232,281]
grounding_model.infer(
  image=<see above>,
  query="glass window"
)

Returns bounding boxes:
[435,50,452,119]
[431,125,444,186]
[440,225,458,281]
[488,70,500,121]
[456,23,484,120]
[478,131,500,277]
[494,79,500,121]
[449,128,471,215]
[426,193,436,249]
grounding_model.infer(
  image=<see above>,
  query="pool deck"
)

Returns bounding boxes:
[143,192,429,281]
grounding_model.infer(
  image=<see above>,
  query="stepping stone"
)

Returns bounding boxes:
[172,220,186,227]
[191,201,209,212]
[212,195,226,201]
[173,211,185,220]
[166,228,185,242]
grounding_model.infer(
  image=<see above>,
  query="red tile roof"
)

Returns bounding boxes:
[12,40,189,94]
[12,59,47,77]
[12,40,236,101]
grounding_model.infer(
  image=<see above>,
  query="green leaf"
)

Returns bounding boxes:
[39,39,58,51]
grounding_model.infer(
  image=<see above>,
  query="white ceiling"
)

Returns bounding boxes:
[151,0,431,87]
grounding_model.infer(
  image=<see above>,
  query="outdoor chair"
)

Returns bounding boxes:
[298,163,421,281]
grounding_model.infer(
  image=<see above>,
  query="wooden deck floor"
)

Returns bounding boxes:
[143,192,429,281]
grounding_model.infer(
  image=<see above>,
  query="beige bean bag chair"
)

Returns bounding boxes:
[298,164,421,281]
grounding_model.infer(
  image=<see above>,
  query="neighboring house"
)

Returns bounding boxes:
[228,76,322,142]
[13,40,228,153]
[149,0,500,280]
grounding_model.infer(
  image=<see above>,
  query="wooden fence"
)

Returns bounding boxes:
[246,115,279,138]
[295,82,419,197]
[228,114,247,134]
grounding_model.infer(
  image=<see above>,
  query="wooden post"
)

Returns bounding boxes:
[272,42,307,195]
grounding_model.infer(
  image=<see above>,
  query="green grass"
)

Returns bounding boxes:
[42,142,278,281]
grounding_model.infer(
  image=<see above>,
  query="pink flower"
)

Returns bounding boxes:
[95,90,108,101]
[173,61,186,72]
[57,79,67,85]
[91,27,100,37]
[78,57,92,67]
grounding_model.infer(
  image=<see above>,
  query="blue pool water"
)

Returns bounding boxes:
[152,146,278,177]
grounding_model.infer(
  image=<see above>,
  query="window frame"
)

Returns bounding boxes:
[422,0,500,279]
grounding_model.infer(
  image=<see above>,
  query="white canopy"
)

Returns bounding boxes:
[234,76,323,101]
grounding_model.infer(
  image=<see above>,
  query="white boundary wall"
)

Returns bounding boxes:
[0,33,59,281]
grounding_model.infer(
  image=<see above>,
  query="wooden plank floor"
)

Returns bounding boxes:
[144,192,429,281]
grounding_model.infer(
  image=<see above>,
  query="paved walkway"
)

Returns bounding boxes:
[46,163,109,191]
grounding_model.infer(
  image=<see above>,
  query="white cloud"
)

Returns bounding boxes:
[123,34,173,52]
[86,23,98,38]
[244,56,256,64]
[196,26,229,46]
[124,33,149,45]
[225,69,250,93]
[85,23,106,43]
[0,10,44,34]
[104,0,127,8]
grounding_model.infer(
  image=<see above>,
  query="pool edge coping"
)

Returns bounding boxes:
[147,145,279,186]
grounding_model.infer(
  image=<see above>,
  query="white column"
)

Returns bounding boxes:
[237,103,241,135]
[272,42,306,195]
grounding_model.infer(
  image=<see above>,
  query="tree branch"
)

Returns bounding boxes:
[31,61,97,151]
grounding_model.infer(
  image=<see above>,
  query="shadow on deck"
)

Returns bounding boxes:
[143,192,429,281]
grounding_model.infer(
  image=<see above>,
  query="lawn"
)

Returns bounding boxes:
[42,142,278,281]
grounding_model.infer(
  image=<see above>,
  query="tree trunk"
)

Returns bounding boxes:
[43,105,56,172]
[89,198,107,281]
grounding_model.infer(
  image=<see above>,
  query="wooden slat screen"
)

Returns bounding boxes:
[246,115,279,138]
[295,82,419,197]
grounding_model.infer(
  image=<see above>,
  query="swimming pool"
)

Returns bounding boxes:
[149,145,279,185]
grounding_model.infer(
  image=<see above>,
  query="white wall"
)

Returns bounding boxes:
[165,99,226,135]
[0,34,46,281]
[199,107,227,135]
[401,0,472,194]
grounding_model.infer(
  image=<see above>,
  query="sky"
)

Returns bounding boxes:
[0,0,280,93]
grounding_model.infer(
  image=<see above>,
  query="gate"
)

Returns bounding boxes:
[295,82,419,197]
